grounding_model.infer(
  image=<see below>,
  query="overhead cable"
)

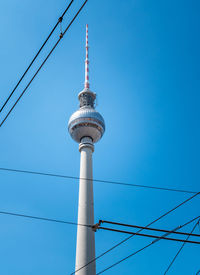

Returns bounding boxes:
[0,0,89,127]
[96,216,200,274]
[164,218,200,274]
[99,220,200,238]
[0,167,197,194]
[0,0,74,113]
[98,226,200,245]
[70,192,200,274]
[0,209,91,227]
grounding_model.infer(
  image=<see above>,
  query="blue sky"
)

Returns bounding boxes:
[0,0,199,274]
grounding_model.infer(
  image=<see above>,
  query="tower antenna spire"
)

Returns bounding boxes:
[85,24,89,89]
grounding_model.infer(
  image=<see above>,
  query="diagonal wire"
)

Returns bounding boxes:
[164,218,200,274]
[0,209,91,228]
[0,0,89,128]
[70,192,200,274]
[2,209,199,245]
[100,220,200,237]
[98,226,200,244]
[0,0,74,113]
[0,167,197,194]
[96,216,200,275]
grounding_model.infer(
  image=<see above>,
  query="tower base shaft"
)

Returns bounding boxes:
[75,137,96,275]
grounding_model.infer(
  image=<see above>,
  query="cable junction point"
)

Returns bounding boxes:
[164,218,200,274]
[96,215,200,274]
[70,193,200,274]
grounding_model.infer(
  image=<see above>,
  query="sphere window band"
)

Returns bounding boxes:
[68,107,105,143]
[70,117,105,128]
[69,121,104,143]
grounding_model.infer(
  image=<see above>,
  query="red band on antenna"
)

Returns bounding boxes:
[84,24,89,89]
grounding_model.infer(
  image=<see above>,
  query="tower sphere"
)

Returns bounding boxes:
[68,88,105,143]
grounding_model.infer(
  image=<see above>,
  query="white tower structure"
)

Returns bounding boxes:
[68,24,105,275]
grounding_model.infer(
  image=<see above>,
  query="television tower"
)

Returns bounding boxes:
[68,24,105,274]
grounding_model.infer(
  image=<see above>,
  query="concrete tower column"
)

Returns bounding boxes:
[75,137,96,274]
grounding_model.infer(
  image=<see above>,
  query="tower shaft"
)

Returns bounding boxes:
[75,137,96,275]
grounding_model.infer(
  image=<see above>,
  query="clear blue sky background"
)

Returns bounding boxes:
[0,0,199,274]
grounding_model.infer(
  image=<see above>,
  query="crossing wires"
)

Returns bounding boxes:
[70,191,200,274]
[97,219,200,238]
[164,218,200,274]
[97,226,200,245]
[96,216,200,274]
[0,207,199,274]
